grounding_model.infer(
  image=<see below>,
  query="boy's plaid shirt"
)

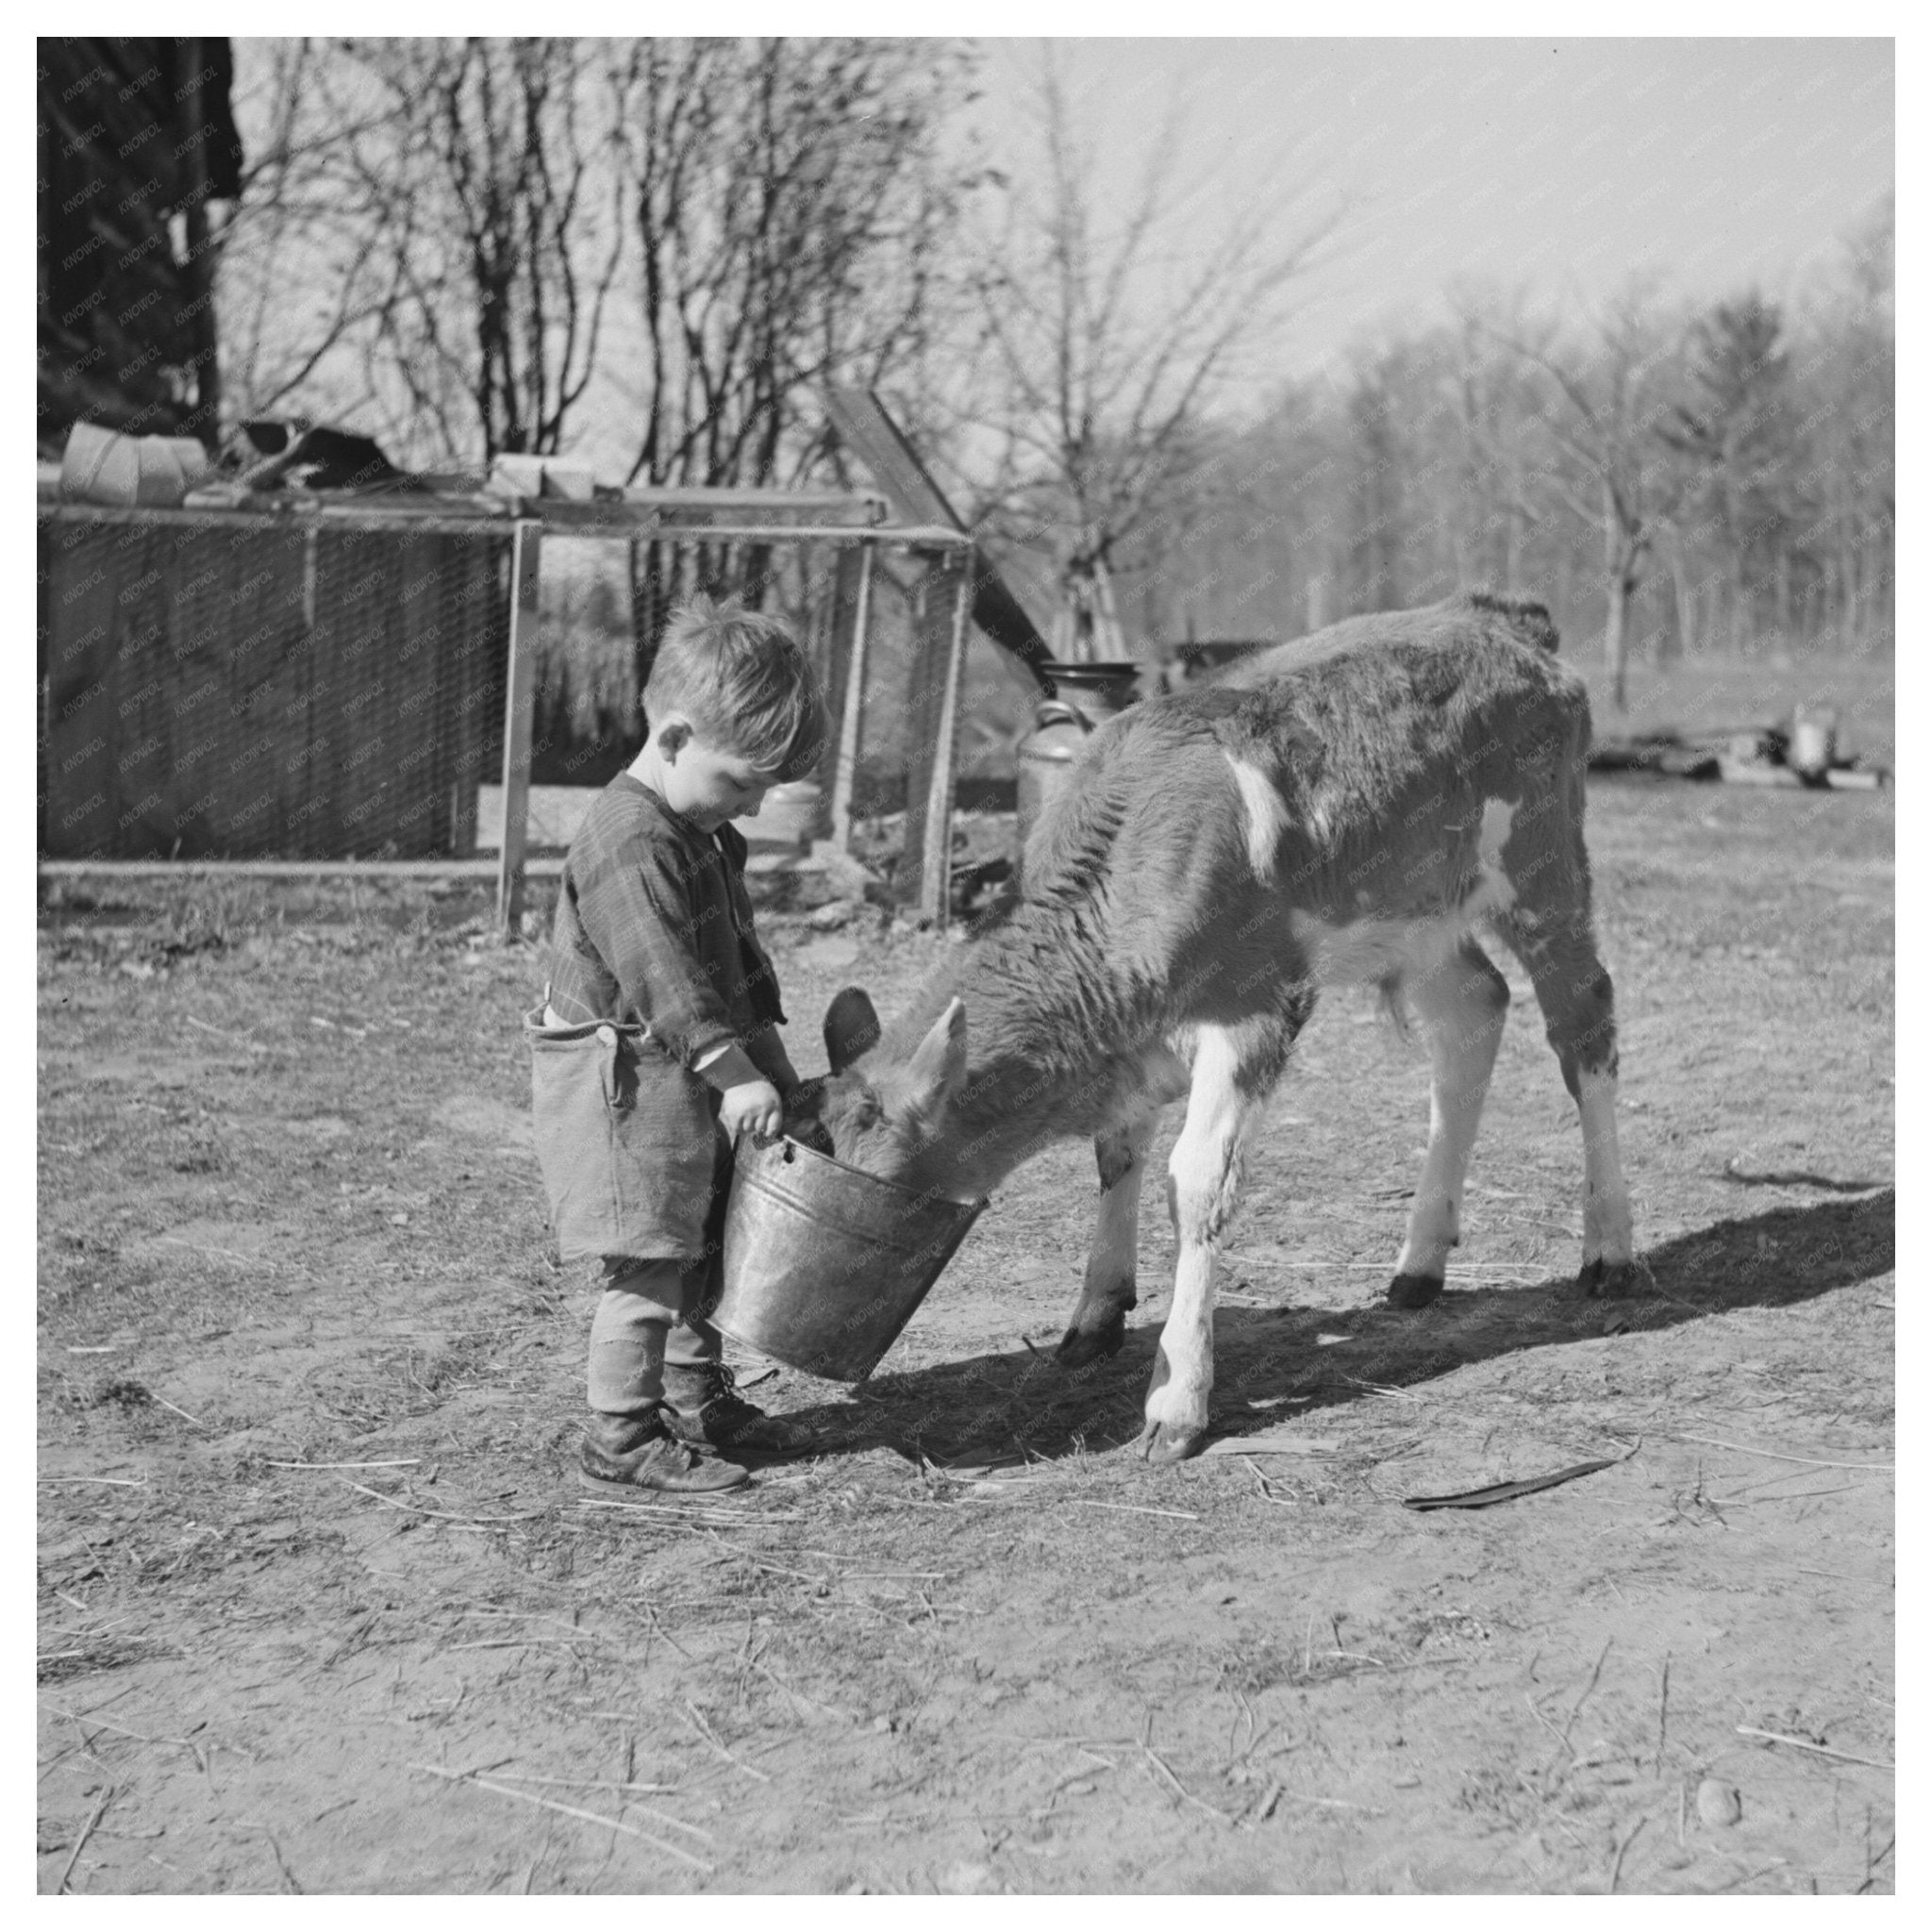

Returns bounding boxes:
[542,774,788,1072]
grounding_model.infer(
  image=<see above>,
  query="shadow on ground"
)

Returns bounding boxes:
[780,1189,1894,1465]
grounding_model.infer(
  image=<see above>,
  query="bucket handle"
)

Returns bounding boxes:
[1035,698,1092,734]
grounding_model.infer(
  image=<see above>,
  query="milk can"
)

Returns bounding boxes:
[1015,700,1090,848]
[1789,704,1840,782]
[1014,661,1142,848]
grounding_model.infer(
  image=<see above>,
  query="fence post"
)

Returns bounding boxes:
[827,540,874,852]
[901,549,971,927]
[496,518,542,937]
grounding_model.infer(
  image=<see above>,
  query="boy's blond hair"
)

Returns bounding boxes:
[643,594,826,780]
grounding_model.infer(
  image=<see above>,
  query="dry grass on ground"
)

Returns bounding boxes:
[37,768,1892,1894]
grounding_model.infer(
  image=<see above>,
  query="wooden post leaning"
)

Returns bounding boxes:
[901,553,973,928]
[917,560,974,927]
[827,540,875,852]
[495,517,543,937]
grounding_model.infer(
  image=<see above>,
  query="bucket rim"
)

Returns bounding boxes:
[743,1131,988,1215]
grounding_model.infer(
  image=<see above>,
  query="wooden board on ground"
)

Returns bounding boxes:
[475,786,813,854]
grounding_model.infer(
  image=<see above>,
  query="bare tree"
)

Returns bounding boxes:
[217,40,413,432]
[964,44,1338,661]
[606,37,980,665]
[341,38,626,461]
[1500,289,1685,710]
[1800,196,1894,653]
[219,38,626,466]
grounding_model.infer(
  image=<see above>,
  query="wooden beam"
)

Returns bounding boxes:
[898,552,971,922]
[40,496,969,546]
[823,385,1058,694]
[495,519,542,936]
[617,486,887,521]
[828,541,875,850]
[41,858,568,881]
[492,499,971,542]
[918,564,975,927]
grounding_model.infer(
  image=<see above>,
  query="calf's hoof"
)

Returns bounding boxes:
[1056,1307,1127,1368]
[1577,1257,1656,1300]
[1387,1272,1443,1310]
[1134,1418,1206,1466]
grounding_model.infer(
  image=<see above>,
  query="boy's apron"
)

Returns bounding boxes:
[525,1006,733,1268]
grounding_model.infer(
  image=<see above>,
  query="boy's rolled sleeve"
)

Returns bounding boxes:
[572,839,739,1069]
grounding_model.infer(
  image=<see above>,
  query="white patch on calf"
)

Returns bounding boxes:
[1576,1067,1634,1266]
[1285,795,1518,987]
[1224,753,1291,882]
[1470,797,1517,915]
[1289,909,1467,987]
[1147,1025,1263,1451]
[1394,949,1510,1283]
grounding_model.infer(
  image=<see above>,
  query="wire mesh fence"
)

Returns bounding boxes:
[39,508,511,859]
[36,505,1039,868]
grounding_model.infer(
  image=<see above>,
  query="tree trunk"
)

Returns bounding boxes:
[1670,548,1696,662]
[1603,570,1631,714]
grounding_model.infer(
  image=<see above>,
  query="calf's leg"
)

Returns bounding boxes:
[1389,939,1512,1308]
[1139,1025,1273,1464]
[1503,912,1644,1297]
[1058,1112,1156,1367]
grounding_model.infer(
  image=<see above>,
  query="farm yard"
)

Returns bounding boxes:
[36,766,1894,1895]
[35,24,1896,1902]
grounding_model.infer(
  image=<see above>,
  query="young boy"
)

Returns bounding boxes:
[527,594,826,1495]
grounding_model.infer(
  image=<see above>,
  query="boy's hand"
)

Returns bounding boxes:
[721,1078,784,1142]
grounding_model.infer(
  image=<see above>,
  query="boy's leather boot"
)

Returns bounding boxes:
[579,1411,749,1495]
[661,1361,815,1455]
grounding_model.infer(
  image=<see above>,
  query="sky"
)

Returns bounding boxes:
[961,37,1893,405]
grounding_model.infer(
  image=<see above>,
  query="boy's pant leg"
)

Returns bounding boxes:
[664,1317,724,1372]
[582,1257,750,1495]
[658,1254,811,1454]
[663,1249,724,1372]
[588,1259,688,1421]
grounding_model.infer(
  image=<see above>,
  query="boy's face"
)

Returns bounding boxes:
[658,719,778,833]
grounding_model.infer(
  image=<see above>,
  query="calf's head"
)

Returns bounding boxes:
[784,986,974,1199]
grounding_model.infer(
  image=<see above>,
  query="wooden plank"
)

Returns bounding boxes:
[519,507,967,543]
[898,553,970,918]
[498,484,889,528]
[618,486,887,519]
[41,857,568,881]
[823,543,874,850]
[918,565,975,926]
[42,501,517,531]
[495,521,543,933]
[38,498,949,542]
[823,385,1058,693]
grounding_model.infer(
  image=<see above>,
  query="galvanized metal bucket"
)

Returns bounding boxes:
[712,1135,985,1383]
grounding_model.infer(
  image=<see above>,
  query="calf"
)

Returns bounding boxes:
[808,593,1643,1463]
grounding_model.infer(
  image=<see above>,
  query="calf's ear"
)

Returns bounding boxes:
[904,997,968,1115]
[824,987,882,1073]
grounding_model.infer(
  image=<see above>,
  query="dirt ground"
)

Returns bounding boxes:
[36,771,1893,1895]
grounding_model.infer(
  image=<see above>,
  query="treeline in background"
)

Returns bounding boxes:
[42,37,1893,777]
